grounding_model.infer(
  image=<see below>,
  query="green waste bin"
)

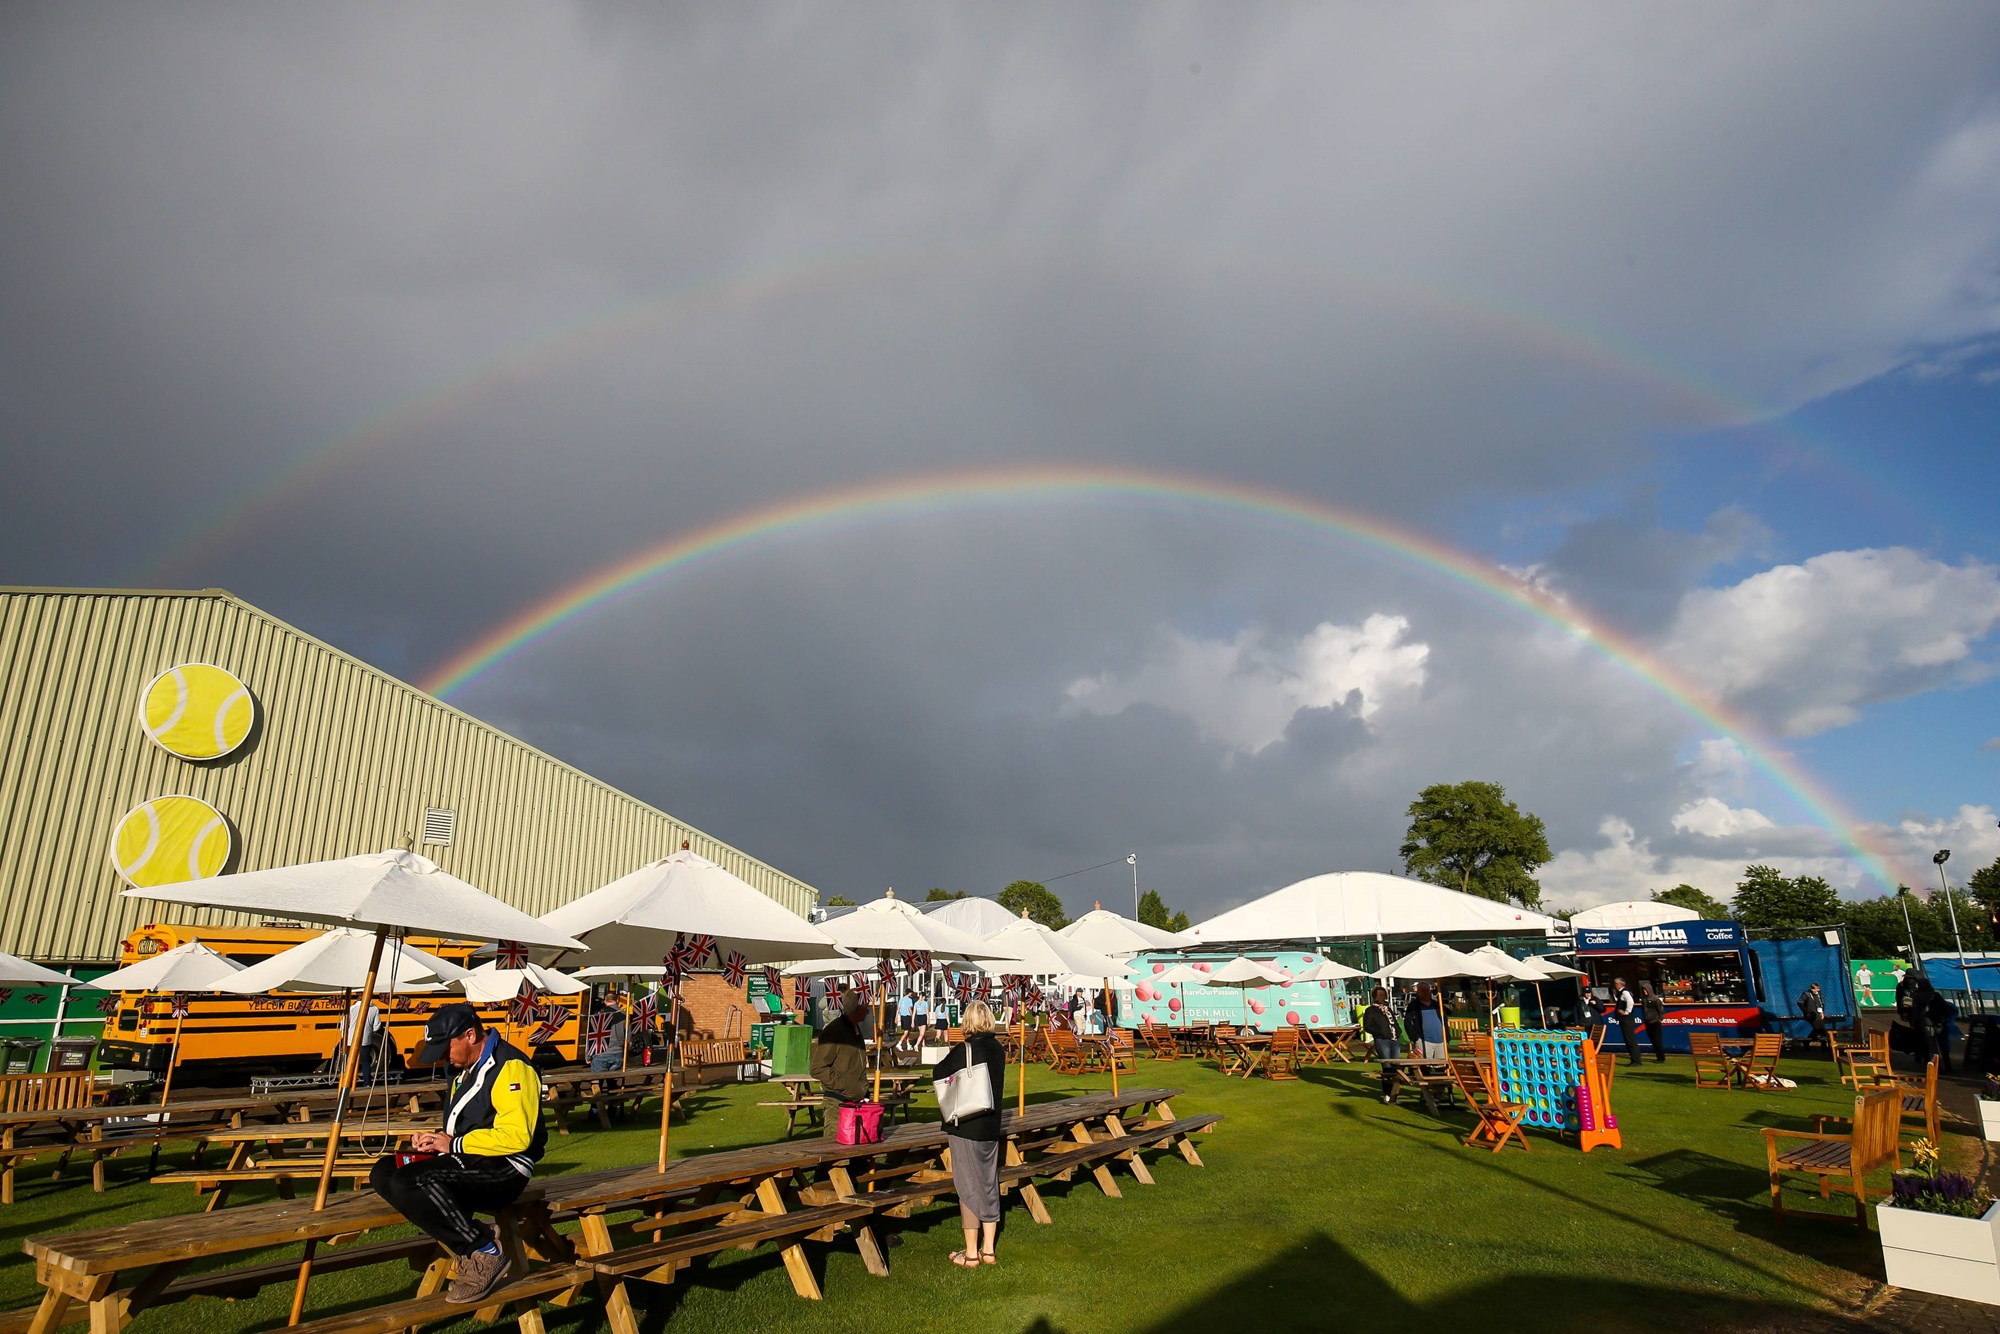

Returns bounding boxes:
[770,1024,812,1078]
[4,1039,45,1074]
[1499,1005,1522,1029]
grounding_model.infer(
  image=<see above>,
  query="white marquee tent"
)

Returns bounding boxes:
[1186,871,1564,945]
[920,897,1022,938]
[1567,900,1701,930]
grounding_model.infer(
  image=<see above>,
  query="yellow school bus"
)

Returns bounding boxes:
[94,923,585,1082]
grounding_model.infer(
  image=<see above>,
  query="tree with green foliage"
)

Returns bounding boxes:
[1653,884,1730,919]
[1970,856,2000,908]
[1137,889,1196,931]
[1399,780,1552,907]
[1167,910,1191,932]
[998,880,1069,929]
[924,888,967,902]
[1729,865,1841,930]
[825,894,855,908]
[1836,893,1925,958]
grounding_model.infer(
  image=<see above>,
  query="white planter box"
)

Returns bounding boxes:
[1880,1199,2000,1306]
[1979,1099,2000,1143]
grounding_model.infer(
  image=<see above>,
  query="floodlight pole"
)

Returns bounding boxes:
[1937,850,1974,1013]
[1128,853,1139,918]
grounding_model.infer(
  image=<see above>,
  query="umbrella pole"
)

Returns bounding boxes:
[871,991,884,1104]
[655,992,682,1173]
[1016,1011,1027,1116]
[289,925,387,1325]
[1103,981,1118,1096]
[158,1010,185,1108]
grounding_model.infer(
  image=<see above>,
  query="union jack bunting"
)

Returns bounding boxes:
[852,976,871,1004]
[762,965,784,996]
[509,991,543,1027]
[527,1004,572,1046]
[292,997,314,1014]
[657,974,680,1002]
[720,951,748,989]
[876,956,896,987]
[584,1011,616,1057]
[170,992,190,1019]
[96,996,117,1016]
[630,991,659,1030]
[671,933,716,971]
[900,950,931,975]
[0,989,13,1005]
[24,993,47,1006]
[660,953,684,985]
[495,940,531,968]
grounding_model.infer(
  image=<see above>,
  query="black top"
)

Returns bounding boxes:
[1361,1004,1396,1041]
[931,1034,1007,1142]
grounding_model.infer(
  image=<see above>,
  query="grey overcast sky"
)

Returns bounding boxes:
[4,4,1999,918]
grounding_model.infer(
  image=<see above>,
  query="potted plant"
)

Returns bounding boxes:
[1879,1139,2000,1305]
[1980,1078,2000,1143]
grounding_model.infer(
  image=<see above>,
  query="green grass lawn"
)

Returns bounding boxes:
[0,1054,1964,1333]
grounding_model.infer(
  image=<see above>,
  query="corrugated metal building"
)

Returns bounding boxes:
[0,587,818,963]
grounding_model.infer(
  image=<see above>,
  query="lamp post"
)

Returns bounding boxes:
[1127,853,1138,918]
[1896,887,1920,969]
[1936,850,1975,1013]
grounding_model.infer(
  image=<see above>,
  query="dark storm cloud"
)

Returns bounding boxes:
[5,5,2000,912]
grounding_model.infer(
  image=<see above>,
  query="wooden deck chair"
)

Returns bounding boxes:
[1873,1055,1941,1143]
[1840,1029,1892,1089]
[1446,1017,1482,1052]
[1140,1022,1179,1061]
[1467,1032,1493,1062]
[1739,1033,1785,1088]
[1690,1032,1737,1089]
[1763,1086,1901,1228]
[1448,1059,1530,1153]
[1265,1028,1302,1080]
[1105,1030,1140,1075]
[1594,1049,1617,1095]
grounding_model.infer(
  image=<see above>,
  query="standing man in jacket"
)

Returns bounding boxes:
[1611,978,1642,1066]
[1639,983,1669,1063]
[1403,983,1447,1060]
[370,1003,547,1304]
[810,991,871,1126]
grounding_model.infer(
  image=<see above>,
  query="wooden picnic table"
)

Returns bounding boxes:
[538,1067,675,1134]
[17,1087,1216,1334]
[1302,1026,1363,1064]
[1378,1056,1460,1116]
[1215,1032,1272,1079]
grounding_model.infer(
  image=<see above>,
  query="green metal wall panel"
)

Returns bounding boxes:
[0,589,818,962]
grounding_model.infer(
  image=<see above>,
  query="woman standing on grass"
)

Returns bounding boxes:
[933,999,1008,1268]
[1363,986,1400,1103]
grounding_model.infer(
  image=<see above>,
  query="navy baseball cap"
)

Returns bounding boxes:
[415,1003,481,1064]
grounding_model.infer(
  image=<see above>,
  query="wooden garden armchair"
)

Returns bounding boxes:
[1139,1022,1179,1061]
[1448,1058,1530,1153]
[1763,1086,1901,1227]
[1446,1017,1483,1052]
[1871,1055,1941,1143]
[1738,1033,1785,1088]
[1690,1032,1737,1089]
[1840,1030,1892,1090]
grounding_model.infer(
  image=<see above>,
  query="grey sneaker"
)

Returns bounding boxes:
[446,1247,510,1304]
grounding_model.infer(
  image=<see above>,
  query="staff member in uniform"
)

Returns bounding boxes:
[1611,977,1642,1067]
[370,1003,548,1304]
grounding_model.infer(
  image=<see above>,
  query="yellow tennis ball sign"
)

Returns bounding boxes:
[109,795,233,888]
[138,663,255,760]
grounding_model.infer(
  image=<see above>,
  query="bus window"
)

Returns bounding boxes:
[117,1009,138,1031]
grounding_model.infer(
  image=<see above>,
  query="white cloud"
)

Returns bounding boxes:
[1672,796,1776,838]
[1064,614,1428,754]
[1663,548,2000,735]
[1540,815,1861,911]
[1879,805,2000,888]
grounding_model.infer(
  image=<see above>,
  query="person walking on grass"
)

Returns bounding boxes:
[1799,982,1830,1054]
[1404,982,1447,1060]
[372,1004,547,1305]
[933,999,1008,1269]
[1639,983,1668,1063]
[1363,986,1400,1103]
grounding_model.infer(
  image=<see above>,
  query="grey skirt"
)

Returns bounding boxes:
[946,1133,1001,1223]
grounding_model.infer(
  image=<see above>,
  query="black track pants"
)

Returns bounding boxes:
[370,1153,527,1257]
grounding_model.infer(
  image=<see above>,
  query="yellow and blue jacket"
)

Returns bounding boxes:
[443,1034,547,1176]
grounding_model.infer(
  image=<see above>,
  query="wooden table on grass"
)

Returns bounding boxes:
[1215,1032,1272,1079]
[1302,1026,1363,1064]
[1377,1057,1460,1116]
[0,1080,450,1205]
[17,1088,1216,1334]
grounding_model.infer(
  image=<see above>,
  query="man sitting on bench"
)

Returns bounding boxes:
[369,1003,548,1305]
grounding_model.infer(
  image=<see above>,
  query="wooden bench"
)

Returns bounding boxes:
[152,1162,380,1210]
[680,1039,751,1085]
[1873,1055,1942,1143]
[1762,1085,1901,1228]
[0,1073,93,1114]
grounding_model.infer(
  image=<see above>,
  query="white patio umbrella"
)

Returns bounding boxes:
[1513,955,1586,1027]
[217,928,468,994]
[1058,905,1189,956]
[1465,945,1545,1030]
[457,960,588,1003]
[1374,939,1491,982]
[0,951,78,986]
[121,848,584,1325]
[535,846,841,1171]
[982,914,1132,1100]
[1292,959,1373,982]
[823,891,1024,1102]
[1203,956,1293,1027]
[85,943,242,1107]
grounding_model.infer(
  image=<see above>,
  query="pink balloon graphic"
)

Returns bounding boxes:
[1194,962,1212,973]
[1152,963,1167,973]
[1167,998,1182,1013]
[1286,1011,1301,1025]
[1136,983,1158,1002]
[1309,1014,1321,1024]
[1246,999,1266,1015]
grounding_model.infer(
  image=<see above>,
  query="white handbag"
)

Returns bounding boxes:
[933,1042,995,1124]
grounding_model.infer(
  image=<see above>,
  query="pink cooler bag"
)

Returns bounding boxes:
[836,1101,884,1145]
